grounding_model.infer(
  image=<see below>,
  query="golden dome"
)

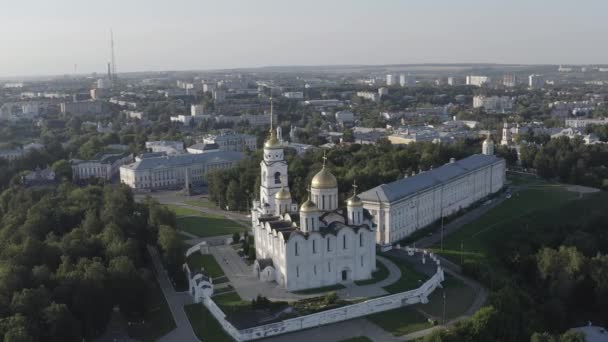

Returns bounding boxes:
[264,133,282,149]
[347,194,363,207]
[299,199,318,213]
[311,167,338,189]
[275,187,291,200]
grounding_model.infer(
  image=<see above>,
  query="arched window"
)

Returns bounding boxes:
[274,172,281,184]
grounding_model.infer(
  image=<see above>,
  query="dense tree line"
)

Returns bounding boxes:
[208,139,484,210]
[0,183,178,341]
[519,136,608,189]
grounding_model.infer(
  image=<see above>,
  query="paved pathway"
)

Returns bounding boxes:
[337,255,401,299]
[147,245,200,342]
[259,317,400,342]
[210,245,404,302]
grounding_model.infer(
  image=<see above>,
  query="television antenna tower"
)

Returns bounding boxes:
[110,29,117,83]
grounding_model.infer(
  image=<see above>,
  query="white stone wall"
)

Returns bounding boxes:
[202,261,445,342]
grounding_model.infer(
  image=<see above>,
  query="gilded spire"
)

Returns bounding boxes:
[264,96,281,149]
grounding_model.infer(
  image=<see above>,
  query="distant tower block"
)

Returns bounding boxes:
[501,122,512,146]
[276,126,283,143]
[482,135,495,155]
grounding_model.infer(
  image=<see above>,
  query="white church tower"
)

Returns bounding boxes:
[259,98,289,212]
[482,134,495,155]
[347,181,364,225]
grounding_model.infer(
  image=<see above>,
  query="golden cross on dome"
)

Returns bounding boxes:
[352,179,358,195]
[306,185,311,199]
[322,150,327,167]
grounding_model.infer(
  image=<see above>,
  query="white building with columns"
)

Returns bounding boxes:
[359,145,505,245]
[251,103,376,292]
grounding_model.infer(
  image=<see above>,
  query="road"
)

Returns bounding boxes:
[147,245,200,342]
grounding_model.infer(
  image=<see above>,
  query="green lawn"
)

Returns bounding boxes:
[338,337,374,342]
[165,204,206,217]
[292,284,345,295]
[185,198,216,209]
[367,306,433,336]
[128,281,176,341]
[186,252,226,278]
[212,292,251,315]
[176,215,244,238]
[355,260,389,286]
[184,303,234,342]
[382,255,428,294]
[434,185,578,266]
[414,274,476,321]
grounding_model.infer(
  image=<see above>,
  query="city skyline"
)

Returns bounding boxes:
[1,0,608,77]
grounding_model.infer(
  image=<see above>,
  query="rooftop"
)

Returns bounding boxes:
[121,150,244,171]
[359,154,503,203]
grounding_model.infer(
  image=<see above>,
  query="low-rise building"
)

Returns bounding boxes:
[187,143,220,154]
[335,110,355,126]
[145,141,185,155]
[356,91,378,102]
[0,147,24,161]
[565,117,608,128]
[119,151,244,190]
[71,152,133,181]
[466,75,490,87]
[60,101,103,115]
[473,96,514,113]
[282,92,304,99]
[359,152,506,244]
[202,133,257,152]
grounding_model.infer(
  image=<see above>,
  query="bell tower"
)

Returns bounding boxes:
[259,97,288,211]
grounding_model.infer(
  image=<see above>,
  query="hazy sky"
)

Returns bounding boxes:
[1,0,607,77]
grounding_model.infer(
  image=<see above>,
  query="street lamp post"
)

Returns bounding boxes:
[460,240,464,265]
[442,291,446,325]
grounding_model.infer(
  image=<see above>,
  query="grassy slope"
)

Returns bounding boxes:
[186,252,226,278]
[184,303,234,342]
[435,184,578,266]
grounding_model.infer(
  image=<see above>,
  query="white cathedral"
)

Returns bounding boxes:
[251,112,376,292]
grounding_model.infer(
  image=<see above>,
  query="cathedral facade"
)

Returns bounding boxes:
[251,123,376,292]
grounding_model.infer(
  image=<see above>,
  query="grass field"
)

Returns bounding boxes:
[366,274,474,336]
[367,306,433,336]
[185,198,216,209]
[434,184,579,266]
[382,255,428,294]
[165,204,205,217]
[128,281,176,341]
[165,204,245,238]
[414,274,476,321]
[212,292,251,315]
[187,252,226,278]
[177,216,244,238]
[355,260,389,286]
[184,303,234,342]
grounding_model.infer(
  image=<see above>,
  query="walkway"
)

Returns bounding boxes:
[210,245,405,302]
[337,255,402,299]
[147,245,200,342]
